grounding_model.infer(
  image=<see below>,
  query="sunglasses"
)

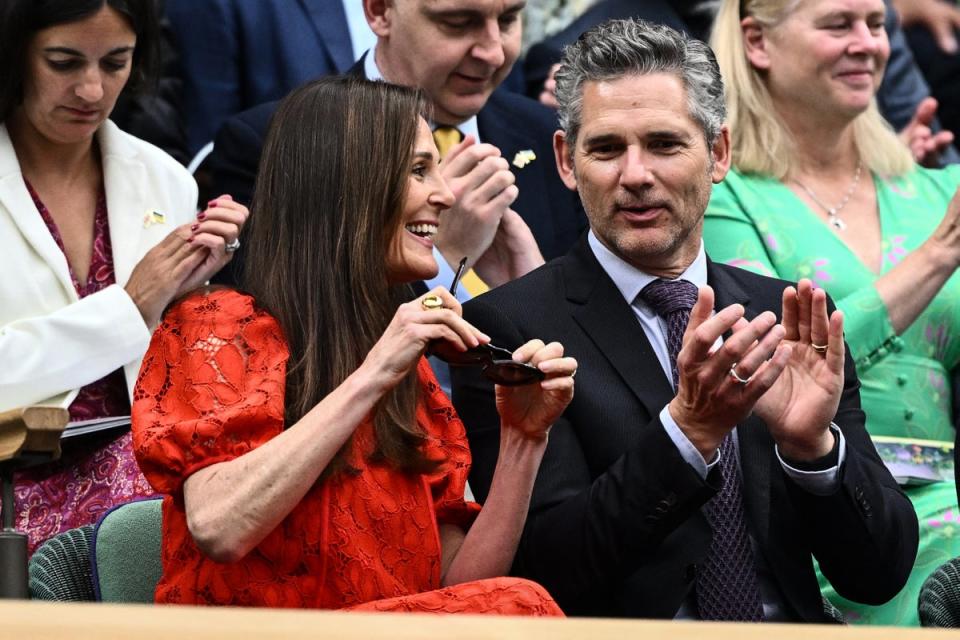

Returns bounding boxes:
[428,258,546,387]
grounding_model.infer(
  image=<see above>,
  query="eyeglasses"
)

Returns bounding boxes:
[428,258,546,387]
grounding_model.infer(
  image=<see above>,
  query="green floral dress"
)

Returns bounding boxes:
[704,165,960,626]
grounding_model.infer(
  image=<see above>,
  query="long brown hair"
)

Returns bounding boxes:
[244,76,437,474]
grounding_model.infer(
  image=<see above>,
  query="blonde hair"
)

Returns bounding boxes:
[710,0,913,179]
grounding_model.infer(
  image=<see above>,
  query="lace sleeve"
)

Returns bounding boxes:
[417,359,482,529]
[131,289,289,496]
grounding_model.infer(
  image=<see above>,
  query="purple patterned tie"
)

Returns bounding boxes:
[638,278,698,389]
[640,279,765,622]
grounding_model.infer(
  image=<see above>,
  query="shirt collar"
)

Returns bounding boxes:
[587,230,708,306]
[364,47,481,143]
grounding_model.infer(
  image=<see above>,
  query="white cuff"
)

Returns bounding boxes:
[776,424,846,496]
[660,404,720,480]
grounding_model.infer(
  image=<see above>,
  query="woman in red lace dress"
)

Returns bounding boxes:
[0,0,247,553]
[131,77,577,613]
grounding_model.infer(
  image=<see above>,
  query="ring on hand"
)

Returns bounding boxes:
[421,295,444,311]
[224,238,241,253]
[570,368,578,379]
[729,364,752,385]
[811,343,828,354]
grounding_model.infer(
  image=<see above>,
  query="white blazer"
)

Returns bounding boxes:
[0,120,197,412]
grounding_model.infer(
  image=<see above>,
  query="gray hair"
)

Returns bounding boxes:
[555,18,726,152]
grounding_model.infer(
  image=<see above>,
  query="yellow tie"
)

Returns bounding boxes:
[432,126,489,295]
[432,126,463,160]
[459,269,489,296]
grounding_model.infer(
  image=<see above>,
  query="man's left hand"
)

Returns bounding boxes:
[752,279,845,461]
[472,209,545,288]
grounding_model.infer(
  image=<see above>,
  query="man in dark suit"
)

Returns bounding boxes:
[207,0,586,292]
[166,0,356,156]
[451,19,918,621]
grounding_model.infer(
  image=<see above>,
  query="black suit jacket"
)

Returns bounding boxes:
[451,236,918,620]
[206,60,586,286]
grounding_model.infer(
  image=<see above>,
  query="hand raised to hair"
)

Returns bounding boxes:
[178,195,249,292]
[752,280,844,461]
[125,195,249,328]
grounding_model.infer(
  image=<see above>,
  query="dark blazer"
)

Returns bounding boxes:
[523,0,695,99]
[206,59,586,285]
[165,0,354,155]
[451,236,918,620]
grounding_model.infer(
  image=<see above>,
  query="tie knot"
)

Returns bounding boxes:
[639,278,699,316]
[432,126,463,160]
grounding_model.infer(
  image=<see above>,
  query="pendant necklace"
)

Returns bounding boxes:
[792,160,863,232]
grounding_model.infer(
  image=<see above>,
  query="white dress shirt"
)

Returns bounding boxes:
[341,1,377,62]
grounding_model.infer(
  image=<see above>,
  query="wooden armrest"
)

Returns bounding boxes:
[0,406,69,464]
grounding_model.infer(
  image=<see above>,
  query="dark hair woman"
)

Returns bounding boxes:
[131,76,575,613]
[0,0,247,553]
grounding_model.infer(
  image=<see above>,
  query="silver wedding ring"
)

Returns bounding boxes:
[225,238,241,253]
[729,364,752,385]
[811,343,828,354]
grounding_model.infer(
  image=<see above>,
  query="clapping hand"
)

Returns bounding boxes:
[494,340,576,442]
[899,98,956,167]
[752,279,844,461]
[669,286,792,459]
[435,136,517,272]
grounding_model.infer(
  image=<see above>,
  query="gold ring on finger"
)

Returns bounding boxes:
[729,364,752,385]
[421,295,444,311]
[811,342,828,354]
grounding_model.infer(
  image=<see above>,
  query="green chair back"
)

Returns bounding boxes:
[28,524,96,601]
[92,497,163,603]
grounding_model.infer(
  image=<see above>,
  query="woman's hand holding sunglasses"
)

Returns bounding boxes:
[361,287,490,392]
[494,339,577,442]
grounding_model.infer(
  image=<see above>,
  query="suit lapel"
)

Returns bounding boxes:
[99,122,153,286]
[565,238,676,416]
[477,93,558,258]
[707,260,773,549]
[0,124,76,298]
[298,0,354,74]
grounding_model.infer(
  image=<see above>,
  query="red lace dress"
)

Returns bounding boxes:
[12,180,155,554]
[132,289,561,614]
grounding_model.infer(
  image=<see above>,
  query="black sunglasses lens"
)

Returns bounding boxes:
[482,361,546,386]
[429,342,489,365]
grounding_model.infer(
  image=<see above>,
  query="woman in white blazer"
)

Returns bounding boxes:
[0,0,247,552]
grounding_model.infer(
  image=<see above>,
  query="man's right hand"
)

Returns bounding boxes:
[668,285,791,461]
[436,135,518,271]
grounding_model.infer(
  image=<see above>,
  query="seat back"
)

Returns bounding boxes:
[919,557,960,627]
[91,497,163,603]
[28,525,96,601]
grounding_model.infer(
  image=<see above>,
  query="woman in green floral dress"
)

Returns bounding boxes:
[706,0,960,626]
